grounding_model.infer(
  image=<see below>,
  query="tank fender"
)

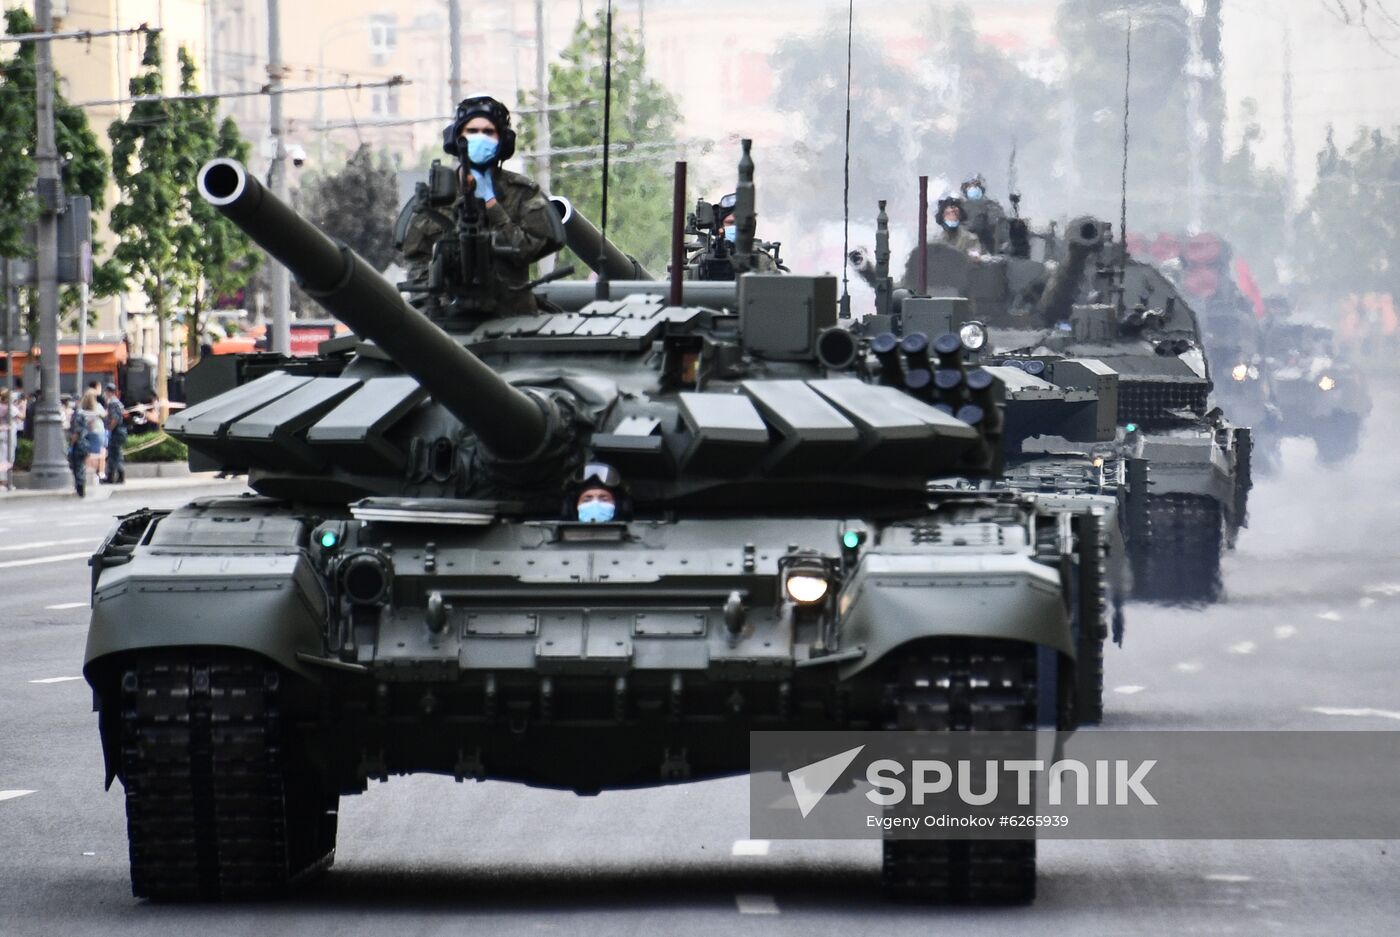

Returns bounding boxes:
[83,550,329,681]
[835,552,1073,681]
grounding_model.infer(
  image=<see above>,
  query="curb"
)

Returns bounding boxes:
[0,472,247,504]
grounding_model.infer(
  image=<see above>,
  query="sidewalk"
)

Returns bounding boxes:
[0,471,248,503]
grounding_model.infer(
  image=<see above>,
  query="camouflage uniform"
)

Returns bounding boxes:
[942,226,985,256]
[400,168,564,317]
[683,245,779,279]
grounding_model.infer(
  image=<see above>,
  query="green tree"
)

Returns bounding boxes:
[0,9,121,326]
[1297,125,1400,298]
[108,34,205,405]
[1213,99,1291,290]
[170,48,260,362]
[1054,0,1195,229]
[768,4,1061,233]
[300,144,400,272]
[517,9,680,276]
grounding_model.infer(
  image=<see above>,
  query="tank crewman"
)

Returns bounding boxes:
[685,192,780,279]
[399,94,564,315]
[571,461,625,523]
[936,194,985,256]
[959,173,1007,254]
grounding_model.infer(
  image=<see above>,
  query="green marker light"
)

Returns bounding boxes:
[1125,422,1138,434]
[320,530,339,549]
[842,530,862,550]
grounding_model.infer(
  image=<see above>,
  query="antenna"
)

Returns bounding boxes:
[1119,19,1132,284]
[596,0,615,301]
[838,0,854,319]
[1007,137,1019,217]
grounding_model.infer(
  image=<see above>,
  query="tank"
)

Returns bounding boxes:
[851,210,1126,723]
[82,144,1114,905]
[889,216,1252,607]
[1261,315,1371,462]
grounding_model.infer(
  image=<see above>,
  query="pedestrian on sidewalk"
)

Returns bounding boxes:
[0,388,16,491]
[77,388,107,483]
[65,399,87,497]
[103,383,126,485]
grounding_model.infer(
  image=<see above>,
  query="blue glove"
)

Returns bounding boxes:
[470,168,496,203]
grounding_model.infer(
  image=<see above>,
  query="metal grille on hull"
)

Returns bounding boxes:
[1117,379,1209,424]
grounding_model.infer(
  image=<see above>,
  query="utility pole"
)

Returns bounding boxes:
[1282,20,1297,257]
[29,0,67,489]
[266,0,290,355]
[448,0,462,107]
[534,0,554,273]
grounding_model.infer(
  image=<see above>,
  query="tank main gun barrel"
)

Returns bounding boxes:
[196,158,549,462]
[548,196,654,281]
[1034,216,1106,328]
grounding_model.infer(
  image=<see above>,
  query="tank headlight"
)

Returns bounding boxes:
[785,573,831,605]
[1247,366,1260,380]
[958,321,988,352]
[1318,375,1336,391]
[1231,363,1249,382]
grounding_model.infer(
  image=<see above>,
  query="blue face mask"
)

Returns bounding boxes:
[965,186,983,200]
[944,218,960,230]
[578,500,616,523]
[461,133,499,166]
[724,224,737,243]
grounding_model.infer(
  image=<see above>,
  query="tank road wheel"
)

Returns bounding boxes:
[879,641,1038,905]
[1132,494,1223,606]
[118,654,337,901]
[1313,413,1361,465]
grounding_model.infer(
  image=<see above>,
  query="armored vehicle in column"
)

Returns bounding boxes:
[82,143,1112,906]
[886,213,1251,606]
[1261,314,1371,462]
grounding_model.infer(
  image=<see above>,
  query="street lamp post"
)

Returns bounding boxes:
[29,0,68,489]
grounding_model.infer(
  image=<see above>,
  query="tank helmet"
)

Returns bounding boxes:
[442,93,517,161]
[936,194,966,228]
[570,462,628,521]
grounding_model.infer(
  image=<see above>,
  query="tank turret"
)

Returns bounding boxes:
[195,158,554,463]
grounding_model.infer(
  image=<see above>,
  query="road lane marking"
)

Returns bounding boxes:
[1227,641,1256,655]
[29,676,83,684]
[45,602,87,610]
[735,894,779,914]
[1175,661,1203,673]
[1309,706,1400,722]
[0,551,91,569]
[1317,611,1342,622]
[0,790,36,802]
[732,840,770,857]
[0,537,94,553]
[1205,874,1254,883]
[1273,625,1297,640]
[1365,583,1400,597]
[1113,685,1145,695]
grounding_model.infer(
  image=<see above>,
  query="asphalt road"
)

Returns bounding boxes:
[2,392,1399,936]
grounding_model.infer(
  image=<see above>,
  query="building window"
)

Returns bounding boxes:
[369,14,397,60]
[372,87,399,117]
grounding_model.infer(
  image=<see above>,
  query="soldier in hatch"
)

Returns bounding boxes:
[398,94,565,316]
[959,172,1007,255]
[685,192,781,280]
[936,194,985,256]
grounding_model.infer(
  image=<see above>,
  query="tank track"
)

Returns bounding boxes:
[1076,513,1108,725]
[1132,494,1223,605]
[118,655,336,901]
[879,641,1037,905]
